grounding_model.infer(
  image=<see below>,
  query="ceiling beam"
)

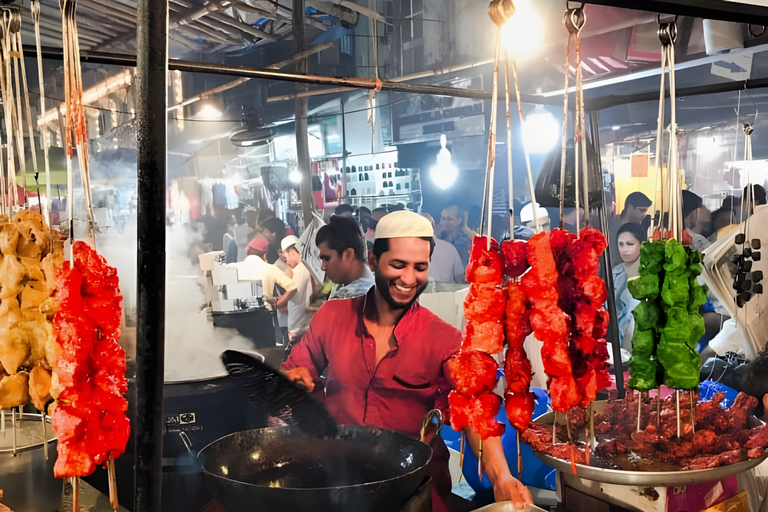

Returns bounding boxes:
[583,0,768,26]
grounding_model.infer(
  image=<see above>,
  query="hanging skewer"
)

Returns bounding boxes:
[108,456,118,511]
[657,386,662,426]
[478,438,484,481]
[689,390,695,435]
[32,0,53,234]
[504,50,514,227]
[637,391,642,432]
[676,390,681,438]
[11,407,16,456]
[72,477,80,512]
[480,27,501,244]
[42,412,48,460]
[1,409,5,432]
[516,431,522,476]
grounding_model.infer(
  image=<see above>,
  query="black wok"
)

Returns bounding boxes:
[197,423,434,512]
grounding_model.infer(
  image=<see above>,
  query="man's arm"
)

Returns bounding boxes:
[463,428,533,509]
[263,266,297,309]
[281,311,328,388]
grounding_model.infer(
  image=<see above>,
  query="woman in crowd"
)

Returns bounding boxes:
[612,222,646,360]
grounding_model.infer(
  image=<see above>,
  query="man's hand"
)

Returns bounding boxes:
[283,366,315,392]
[463,430,534,509]
[490,471,533,509]
[264,296,277,310]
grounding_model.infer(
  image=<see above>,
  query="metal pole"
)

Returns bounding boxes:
[28,45,504,101]
[589,110,625,398]
[341,96,347,200]
[294,0,313,229]
[134,0,167,505]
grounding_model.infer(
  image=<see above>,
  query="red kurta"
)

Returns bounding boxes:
[282,289,462,501]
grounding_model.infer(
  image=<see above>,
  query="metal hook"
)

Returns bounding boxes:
[488,0,515,28]
[744,123,754,136]
[749,24,766,38]
[657,22,677,45]
[564,7,586,35]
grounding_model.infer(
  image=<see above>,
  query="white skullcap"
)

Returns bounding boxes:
[520,202,549,224]
[280,235,300,252]
[375,211,434,239]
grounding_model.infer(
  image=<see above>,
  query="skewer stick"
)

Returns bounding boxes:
[589,403,595,452]
[676,390,681,438]
[478,439,484,482]
[552,411,558,446]
[11,407,16,455]
[1,409,5,432]
[689,390,695,435]
[511,61,539,233]
[504,50,514,225]
[459,431,465,469]
[72,477,80,512]
[517,431,522,477]
[584,417,590,465]
[637,391,642,432]
[18,406,22,421]
[479,27,501,240]
[657,386,661,426]
[42,412,48,460]
[108,456,118,511]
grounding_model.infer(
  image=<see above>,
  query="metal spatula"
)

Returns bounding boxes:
[221,350,338,438]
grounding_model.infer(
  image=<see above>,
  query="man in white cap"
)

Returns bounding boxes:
[282,211,532,511]
[280,235,320,344]
[520,202,550,232]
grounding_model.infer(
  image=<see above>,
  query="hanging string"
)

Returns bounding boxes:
[562,6,586,233]
[480,27,501,243]
[511,61,540,233]
[32,0,54,236]
[505,50,514,226]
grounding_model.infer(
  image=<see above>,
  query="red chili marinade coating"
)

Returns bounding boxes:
[521,232,577,413]
[503,279,535,431]
[448,236,506,440]
[52,242,129,478]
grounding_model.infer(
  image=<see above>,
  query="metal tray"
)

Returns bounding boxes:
[531,401,768,487]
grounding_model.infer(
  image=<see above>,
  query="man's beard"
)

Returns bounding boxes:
[374,270,428,310]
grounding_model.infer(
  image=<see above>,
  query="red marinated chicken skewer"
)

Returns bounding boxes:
[521,231,580,413]
[449,236,506,440]
[51,241,129,479]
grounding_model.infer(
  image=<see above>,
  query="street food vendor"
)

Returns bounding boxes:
[282,211,532,511]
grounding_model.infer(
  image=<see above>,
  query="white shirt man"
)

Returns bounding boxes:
[227,235,296,308]
[281,235,318,334]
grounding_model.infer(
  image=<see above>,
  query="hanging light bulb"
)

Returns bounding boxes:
[289,169,302,184]
[430,134,458,190]
[522,105,559,154]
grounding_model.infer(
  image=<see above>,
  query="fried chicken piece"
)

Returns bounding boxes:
[20,310,53,367]
[0,372,30,408]
[29,366,52,412]
[0,254,25,300]
[41,252,64,295]
[12,210,50,259]
[0,223,20,255]
[20,280,49,310]
[0,327,28,375]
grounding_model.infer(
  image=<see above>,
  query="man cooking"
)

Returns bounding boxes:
[282,211,532,511]
[227,235,297,310]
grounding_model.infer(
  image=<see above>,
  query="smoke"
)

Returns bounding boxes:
[161,227,256,382]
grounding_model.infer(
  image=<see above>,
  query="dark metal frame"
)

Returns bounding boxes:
[134,0,167,507]
[124,0,768,505]
[583,0,768,26]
